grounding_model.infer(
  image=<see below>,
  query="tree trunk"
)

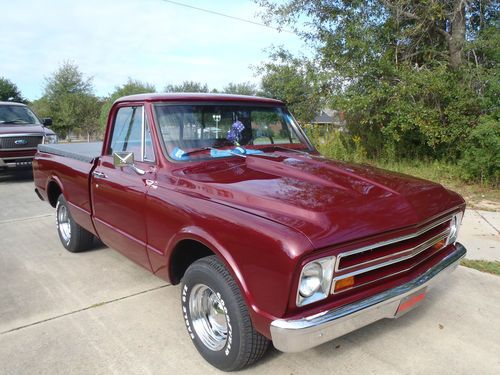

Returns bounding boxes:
[449,0,466,69]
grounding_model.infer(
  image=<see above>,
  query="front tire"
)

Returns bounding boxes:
[181,256,269,371]
[56,195,95,252]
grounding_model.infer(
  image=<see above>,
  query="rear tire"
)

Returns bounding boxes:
[181,256,269,371]
[56,195,95,252]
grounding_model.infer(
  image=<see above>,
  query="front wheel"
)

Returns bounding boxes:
[181,256,269,371]
[56,195,95,252]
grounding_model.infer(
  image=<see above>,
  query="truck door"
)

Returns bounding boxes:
[91,104,156,270]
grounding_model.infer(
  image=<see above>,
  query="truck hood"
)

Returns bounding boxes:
[0,124,54,136]
[174,151,464,249]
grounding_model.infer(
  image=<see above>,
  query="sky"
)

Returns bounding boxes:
[0,0,305,101]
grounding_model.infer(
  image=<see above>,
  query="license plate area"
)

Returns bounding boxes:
[395,288,427,317]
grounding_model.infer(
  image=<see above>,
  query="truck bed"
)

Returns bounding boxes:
[38,142,102,163]
[34,142,101,237]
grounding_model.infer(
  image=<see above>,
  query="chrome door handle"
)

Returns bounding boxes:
[92,171,107,179]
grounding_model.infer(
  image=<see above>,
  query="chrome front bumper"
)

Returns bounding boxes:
[271,243,467,352]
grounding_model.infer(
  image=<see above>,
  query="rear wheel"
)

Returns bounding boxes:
[181,256,269,371]
[56,195,95,252]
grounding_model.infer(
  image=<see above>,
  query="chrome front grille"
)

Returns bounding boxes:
[0,136,43,149]
[331,215,453,294]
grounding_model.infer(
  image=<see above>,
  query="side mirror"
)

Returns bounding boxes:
[113,152,145,175]
[42,118,53,126]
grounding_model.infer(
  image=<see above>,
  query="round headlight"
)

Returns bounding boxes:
[299,262,322,298]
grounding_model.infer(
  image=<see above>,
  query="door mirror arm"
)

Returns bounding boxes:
[130,164,146,175]
[113,152,146,175]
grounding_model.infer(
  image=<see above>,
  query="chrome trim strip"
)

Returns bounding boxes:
[1,156,34,160]
[335,213,455,272]
[0,147,38,151]
[0,133,44,137]
[140,106,145,162]
[333,229,450,285]
[270,243,466,353]
[331,238,449,295]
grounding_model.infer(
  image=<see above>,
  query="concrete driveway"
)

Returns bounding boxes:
[1,169,499,374]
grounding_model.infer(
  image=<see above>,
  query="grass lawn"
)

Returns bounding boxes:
[461,259,500,276]
[370,160,500,212]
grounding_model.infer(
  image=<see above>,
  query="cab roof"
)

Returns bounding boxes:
[115,93,284,105]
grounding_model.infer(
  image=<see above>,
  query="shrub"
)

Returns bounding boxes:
[460,115,500,186]
[306,126,367,163]
[337,66,484,162]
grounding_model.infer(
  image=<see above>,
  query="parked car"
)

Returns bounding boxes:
[33,93,467,371]
[0,101,56,170]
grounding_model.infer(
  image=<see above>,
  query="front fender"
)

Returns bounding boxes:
[145,186,313,337]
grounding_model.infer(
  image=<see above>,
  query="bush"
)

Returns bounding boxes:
[336,65,484,162]
[306,126,367,163]
[460,115,500,186]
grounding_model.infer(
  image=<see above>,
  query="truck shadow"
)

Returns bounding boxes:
[250,285,449,371]
[86,238,108,252]
[0,168,33,183]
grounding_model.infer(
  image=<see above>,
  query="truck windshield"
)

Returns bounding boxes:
[153,104,311,161]
[0,105,41,125]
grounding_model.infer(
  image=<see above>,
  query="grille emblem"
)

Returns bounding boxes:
[14,139,28,145]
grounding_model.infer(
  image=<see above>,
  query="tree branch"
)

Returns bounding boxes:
[382,1,451,41]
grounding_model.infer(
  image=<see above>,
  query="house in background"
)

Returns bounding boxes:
[311,109,346,132]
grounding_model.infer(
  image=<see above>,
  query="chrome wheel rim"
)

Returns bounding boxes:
[189,284,228,351]
[57,203,71,244]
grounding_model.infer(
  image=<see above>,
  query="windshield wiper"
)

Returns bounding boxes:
[271,145,311,156]
[0,119,30,124]
[180,147,216,157]
[181,146,246,158]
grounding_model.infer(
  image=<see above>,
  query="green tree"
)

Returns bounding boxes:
[257,0,499,165]
[165,81,209,92]
[256,48,326,123]
[71,94,103,140]
[222,82,258,96]
[460,114,500,185]
[0,77,26,103]
[39,61,100,138]
[99,78,155,129]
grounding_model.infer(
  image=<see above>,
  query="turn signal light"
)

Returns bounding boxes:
[334,276,355,292]
[432,239,446,251]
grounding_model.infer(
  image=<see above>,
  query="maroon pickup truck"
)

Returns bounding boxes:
[33,93,467,371]
[0,101,56,170]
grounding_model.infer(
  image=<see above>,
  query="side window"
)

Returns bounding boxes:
[109,106,155,162]
[109,106,142,158]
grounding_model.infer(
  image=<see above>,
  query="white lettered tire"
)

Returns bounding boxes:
[56,195,95,252]
[181,256,269,371]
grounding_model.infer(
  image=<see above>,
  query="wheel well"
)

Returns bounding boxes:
[169,239,215,284]
[47,180,62,207]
